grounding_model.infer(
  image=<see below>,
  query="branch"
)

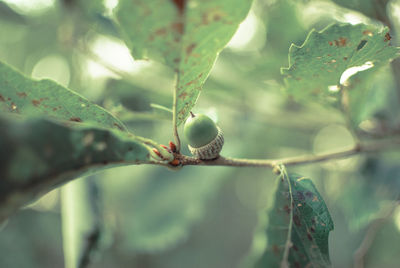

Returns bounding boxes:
[176,139,400,168]
[172,73,181,152]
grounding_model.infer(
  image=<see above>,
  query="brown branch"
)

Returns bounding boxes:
[175,139,400,168]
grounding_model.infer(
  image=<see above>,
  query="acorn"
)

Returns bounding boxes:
[184,112,224,160]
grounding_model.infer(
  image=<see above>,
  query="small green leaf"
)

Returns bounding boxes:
[282,23,400,103]
[116,0,253,124]
[254,172,334,267]
[0,115,151,222]
[0,61,127,132]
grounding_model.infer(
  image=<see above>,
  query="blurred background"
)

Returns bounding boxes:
[1,0,400,267]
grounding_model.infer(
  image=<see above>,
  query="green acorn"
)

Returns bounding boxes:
[184,112,224,160]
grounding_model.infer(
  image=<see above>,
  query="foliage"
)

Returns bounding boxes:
[0,61,127,130]
[0,0,400,267]
[282,23,399,103]
[253,172,333,268]
[0,115,150,222]
[117,0,253,124]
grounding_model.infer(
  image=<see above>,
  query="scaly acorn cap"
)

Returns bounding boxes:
[188,126,224,159]
[184,113,224,159]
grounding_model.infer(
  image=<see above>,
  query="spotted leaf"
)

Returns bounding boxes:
[116,0,253,124]
[254,173,334,267]
[281,23,400,103]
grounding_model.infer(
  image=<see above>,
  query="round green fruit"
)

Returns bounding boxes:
[184,113,224,160]
[184,113,218,147]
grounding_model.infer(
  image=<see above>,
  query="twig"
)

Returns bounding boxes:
[172,73,181,152]
[175,138,400,168]
[353,200,400,268]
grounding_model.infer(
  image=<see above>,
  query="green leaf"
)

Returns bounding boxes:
[281,23,400,103]
[116,0,253,124]
[0,61,127,132]
[0,115,151,222]
[254,172,334,267]
[0,60,166,224]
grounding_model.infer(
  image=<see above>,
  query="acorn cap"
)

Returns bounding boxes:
[188,127,224,160]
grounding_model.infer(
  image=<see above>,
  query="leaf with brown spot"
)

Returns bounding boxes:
[69,117,83,122]
[0,60,162,223]
[116,0,253,124]
[0,61,127,132]
[251,173,334,268]
[282,23,400,104]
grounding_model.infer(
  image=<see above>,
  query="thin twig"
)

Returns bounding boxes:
[353,200,400,268]
[172,73,181,152]
[175,138,400,168]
